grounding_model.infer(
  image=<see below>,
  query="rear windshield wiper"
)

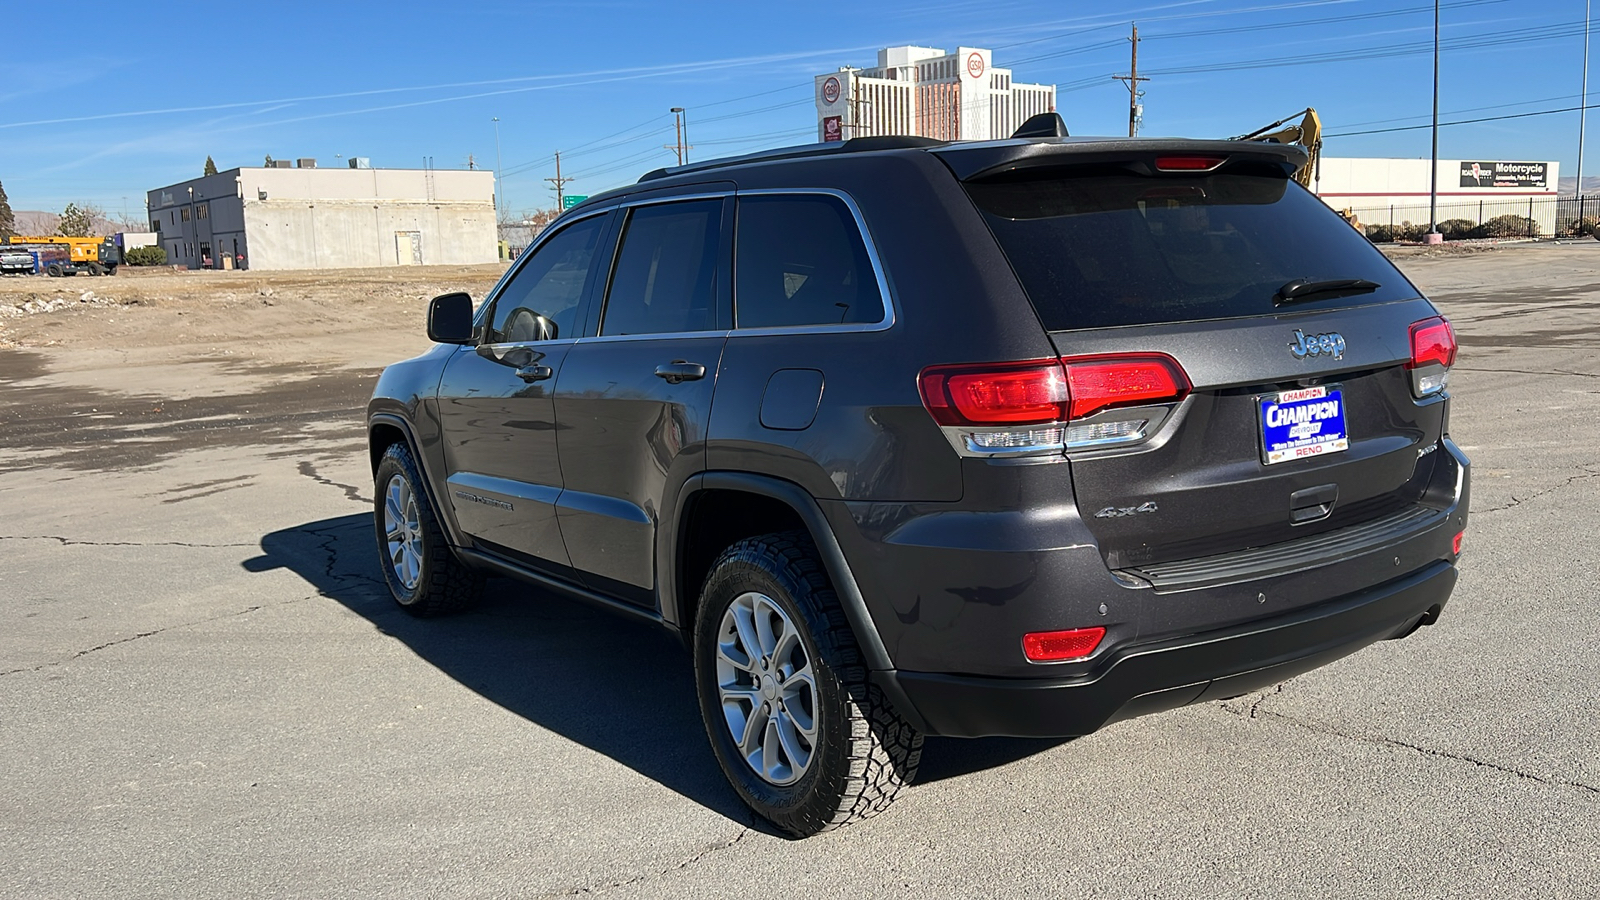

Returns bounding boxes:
[1275,278,1380,305]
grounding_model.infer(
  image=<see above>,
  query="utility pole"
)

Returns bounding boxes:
[545,151,574,210]
[1580,0,1591,200]
[667,107,687,165]
[846,73,876,138]
[1427,0,1441,242]
[1113,24,1149,138]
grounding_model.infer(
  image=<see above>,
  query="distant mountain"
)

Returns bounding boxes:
[1556,176,1600,197]
[11,209,136,236]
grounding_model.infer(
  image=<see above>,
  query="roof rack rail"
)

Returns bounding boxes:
[638,135,947,182]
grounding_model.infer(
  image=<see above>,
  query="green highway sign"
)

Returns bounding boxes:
[562,195,588,209]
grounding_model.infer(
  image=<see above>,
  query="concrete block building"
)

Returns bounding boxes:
[814,46,1056,143]
[146,162,497,270]
[1316,157,1560,235]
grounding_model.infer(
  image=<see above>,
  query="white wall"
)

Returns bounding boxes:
[1316,157,1560,236]
[242,200,495,270]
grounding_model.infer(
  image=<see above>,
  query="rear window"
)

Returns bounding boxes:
[965,170,1418,331]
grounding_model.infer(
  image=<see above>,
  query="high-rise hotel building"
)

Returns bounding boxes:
[814,46,1056,143]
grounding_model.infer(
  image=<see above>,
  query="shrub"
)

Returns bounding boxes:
[1473,214,1539,239]
[1364,224,1394,243]
[1436,218,1477,240]
[1568,216,1597,236]
[123,245,166,266]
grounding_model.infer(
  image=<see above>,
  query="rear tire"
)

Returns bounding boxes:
[373,442,483,616]
[693,531,922,837]
[46,264,61,277]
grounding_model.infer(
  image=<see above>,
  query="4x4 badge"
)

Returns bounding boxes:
[1095,501,1158,519]
[1289,329,1346,360]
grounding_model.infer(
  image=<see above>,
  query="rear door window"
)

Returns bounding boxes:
[965,170,1419,331]
[734,194,884,329]
[600,200,724,336]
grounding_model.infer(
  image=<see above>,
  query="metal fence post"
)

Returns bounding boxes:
[1478,199,1483,225]
[1529,197,1534,237]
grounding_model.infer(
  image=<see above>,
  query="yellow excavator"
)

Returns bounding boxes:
[1232,107,1322,187]
[1233,108,1362,231]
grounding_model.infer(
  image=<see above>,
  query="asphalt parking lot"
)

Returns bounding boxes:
[2,243,1597,898]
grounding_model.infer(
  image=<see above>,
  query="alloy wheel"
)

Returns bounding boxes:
[715,591,819,786]
[383,474,423,591]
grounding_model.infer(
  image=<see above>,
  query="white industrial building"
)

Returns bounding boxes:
[146,161,497,270]
[814,46,1056,143]
[1316,157,1560,235]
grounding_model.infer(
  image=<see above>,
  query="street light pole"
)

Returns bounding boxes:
[1428,0,1442,243]
[1580,0,1591,200]
[492,117,504,220]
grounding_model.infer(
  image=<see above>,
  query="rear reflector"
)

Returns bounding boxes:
[1023,626,1106,662]
[1453,531,1464,555]
[919,360,1069,426]
[1155,155,1225,172]
[1062,354,1190,420]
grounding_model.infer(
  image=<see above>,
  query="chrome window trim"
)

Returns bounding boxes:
[474,204,621,330]
[575,330,731,346]
[728,187,898,338]
[617,190,734,209]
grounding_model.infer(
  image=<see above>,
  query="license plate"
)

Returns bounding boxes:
[1259,385,1349,465]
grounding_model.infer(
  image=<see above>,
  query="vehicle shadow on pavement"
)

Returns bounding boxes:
[244,514,1069,827]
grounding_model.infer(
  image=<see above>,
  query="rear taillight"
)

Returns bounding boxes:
[918,360,1068,426]
[919,354,1190,458]
[1023,626,1106,662]
[1407,316,1457,397]
[1063,355,1190,419]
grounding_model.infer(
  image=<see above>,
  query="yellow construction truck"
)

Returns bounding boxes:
[1,235,120,275]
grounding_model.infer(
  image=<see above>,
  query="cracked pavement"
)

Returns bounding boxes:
[2,245,1599,898]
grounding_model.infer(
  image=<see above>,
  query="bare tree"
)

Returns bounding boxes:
[57,202,106,237]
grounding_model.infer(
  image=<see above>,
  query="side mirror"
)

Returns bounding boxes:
[426,292,474,344]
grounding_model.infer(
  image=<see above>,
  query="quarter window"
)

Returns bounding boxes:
[487,215,606,343]
[600,200,723,336]
[734,194,883,329]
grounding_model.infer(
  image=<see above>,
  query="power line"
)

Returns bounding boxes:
[1326,102,1600,137]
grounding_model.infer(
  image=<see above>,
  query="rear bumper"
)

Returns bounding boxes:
[879,558,1455,738]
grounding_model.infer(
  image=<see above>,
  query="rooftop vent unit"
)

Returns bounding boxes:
[296,158,317,168]
[348,157,372,169]
[270,159,292,168]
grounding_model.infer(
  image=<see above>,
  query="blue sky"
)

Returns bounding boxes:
[1,0,1593,218]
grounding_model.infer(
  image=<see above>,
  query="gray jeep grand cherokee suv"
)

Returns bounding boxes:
[367,126,1468,837]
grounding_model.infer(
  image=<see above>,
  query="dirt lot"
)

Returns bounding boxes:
[0,265,505,472]
[0,264,506,367]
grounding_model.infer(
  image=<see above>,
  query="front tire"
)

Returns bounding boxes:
[373,442,483,616]
[693,532,922,837]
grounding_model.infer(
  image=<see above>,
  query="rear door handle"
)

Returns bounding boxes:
[654,360,706,384]
[516,364,554,383]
